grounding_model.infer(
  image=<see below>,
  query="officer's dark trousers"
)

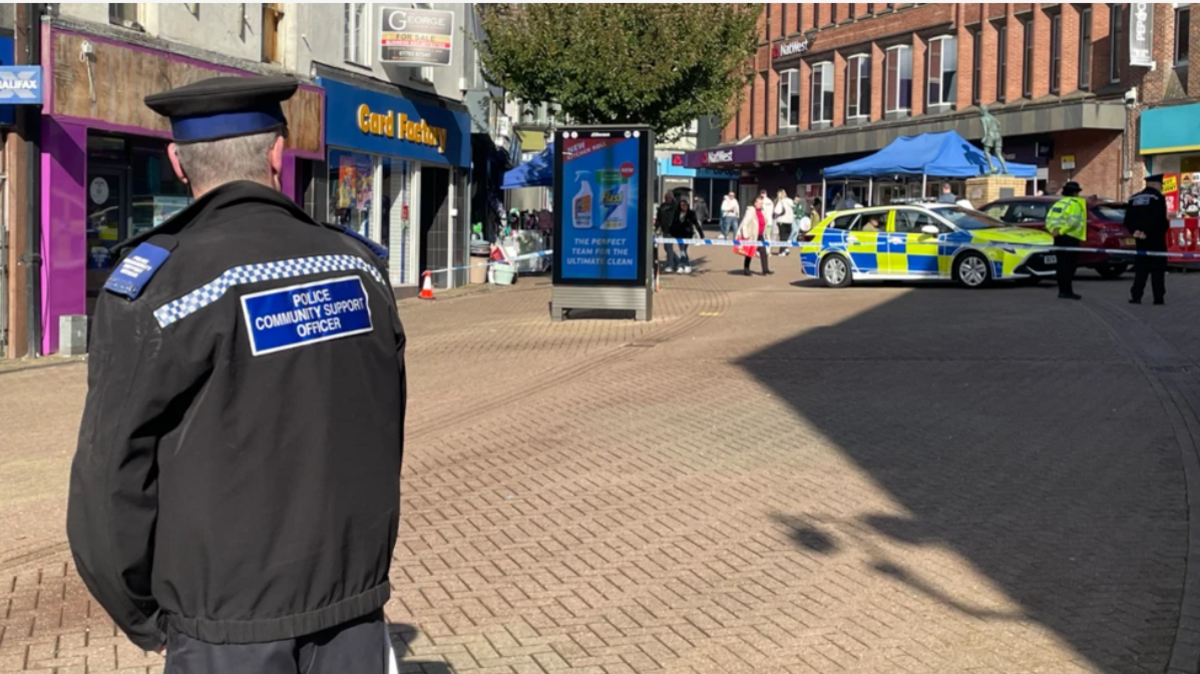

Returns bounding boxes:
[1054,235,1079,296]
[1131,255,1167,303]
[165,610,392,674]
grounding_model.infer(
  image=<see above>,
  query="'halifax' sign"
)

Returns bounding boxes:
[0,65,42,105]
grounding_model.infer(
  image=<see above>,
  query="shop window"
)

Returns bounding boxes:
[329,149,379,242]
[1079,7,1092,90]
[997,24,1008,102]
[885,45,912,114]
[779,69,799,129]
[1023,19,1034,97]
[927,36,958,107]
[1050,13,1062,93]
[262,3,284,64]
[811,61,834,126]
[1110,4,1123,83]
[343,2,370,65]
[1176,5,1191,66]
[846,54,871,120]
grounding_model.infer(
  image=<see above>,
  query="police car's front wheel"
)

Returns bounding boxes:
[955,252,992,289]
[820,254,852,288]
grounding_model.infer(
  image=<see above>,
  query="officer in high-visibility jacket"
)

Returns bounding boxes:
[1045,181,1087,300]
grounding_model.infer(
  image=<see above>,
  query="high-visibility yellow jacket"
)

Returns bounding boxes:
[1045,196,1087,240]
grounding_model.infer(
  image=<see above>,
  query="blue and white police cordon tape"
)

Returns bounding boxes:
[428,249,554,276]
[653,237,1200,260]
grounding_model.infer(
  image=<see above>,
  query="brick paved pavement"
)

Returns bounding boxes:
[1,254,1198,674]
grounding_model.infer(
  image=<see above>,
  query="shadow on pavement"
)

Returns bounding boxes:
[389,623,455,674]
[739,286,1186,673]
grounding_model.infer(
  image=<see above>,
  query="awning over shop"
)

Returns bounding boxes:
[502,143,553,189]
[824,130,1037,179]
[1140,103,1200,155]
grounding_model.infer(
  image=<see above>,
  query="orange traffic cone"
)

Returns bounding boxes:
[419,270,435,300]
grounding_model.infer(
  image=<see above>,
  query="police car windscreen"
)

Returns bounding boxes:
[934,207,1006,230]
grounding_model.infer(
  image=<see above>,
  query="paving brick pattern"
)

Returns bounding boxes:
[1,258,1197,674]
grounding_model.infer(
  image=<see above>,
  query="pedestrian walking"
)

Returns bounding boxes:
[693,195,711,231]
[774,189,796,256]
[938,184,957,204]
[720,191,740,240]
[669,199,705,274]
[1126,174,1169,305]
[66,76,407,674]
[656,193,680,272]
[738,194,776,276]
[1045,180,1087,300]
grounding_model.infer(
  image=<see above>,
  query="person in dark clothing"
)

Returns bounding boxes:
[66,76,406,674]
[656,193,680,272]
[669,199,705,274]
[1126,174,1170,305]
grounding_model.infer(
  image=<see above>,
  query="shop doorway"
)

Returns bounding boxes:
[420,165,451,288]
[85,165,129,315]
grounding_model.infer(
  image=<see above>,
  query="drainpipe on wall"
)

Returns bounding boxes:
[23,3,42,356]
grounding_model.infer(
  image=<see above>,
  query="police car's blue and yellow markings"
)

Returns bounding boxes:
[799,205,1054,288]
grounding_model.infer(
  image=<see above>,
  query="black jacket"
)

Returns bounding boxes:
[670,210,703,239]
[1125,186,1169,252]
[655,200,679,234]
[67,182,406,650]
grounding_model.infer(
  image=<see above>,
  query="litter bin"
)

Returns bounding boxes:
[470,254,489,285]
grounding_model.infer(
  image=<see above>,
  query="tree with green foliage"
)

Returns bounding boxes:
[478,4,760,139]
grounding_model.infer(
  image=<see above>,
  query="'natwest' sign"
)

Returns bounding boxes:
[772,38,810,60]
[704,149,734,165]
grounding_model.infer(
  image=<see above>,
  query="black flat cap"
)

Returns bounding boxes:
[145,75,299,144]
[1062,181,1082,195]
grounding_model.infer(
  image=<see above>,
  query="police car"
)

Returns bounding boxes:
[799,203,1056,288]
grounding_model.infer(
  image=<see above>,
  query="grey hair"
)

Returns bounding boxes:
[174,130,282,191]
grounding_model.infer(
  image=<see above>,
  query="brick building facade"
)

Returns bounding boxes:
[692,3,1198,212]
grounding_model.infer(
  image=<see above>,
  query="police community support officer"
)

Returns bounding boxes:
[1126,174,1169,305]
[66,76,406,673]
[1045,180,1087,300]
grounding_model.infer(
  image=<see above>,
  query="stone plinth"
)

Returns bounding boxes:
[966,175,1029,204]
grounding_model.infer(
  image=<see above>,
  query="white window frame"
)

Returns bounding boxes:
[344,2,371,66]
[885,45,912,113]
[846,54,871,120]
[810,61,834,125]
[1175,4,1191,66]
[1079,7,1093,90]
[778,68,799,129]
[926,35,958,106]
[1050,13,1062,93]
[1110,4,1123,84]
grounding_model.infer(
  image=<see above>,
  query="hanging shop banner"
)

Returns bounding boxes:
[553,127,653,286]
[379,6,454,67]
[1164,173,1179,214]
[1129,3,1155,67]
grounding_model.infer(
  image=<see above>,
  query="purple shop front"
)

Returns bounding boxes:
[681,144,758,170]
[37,25,325,354]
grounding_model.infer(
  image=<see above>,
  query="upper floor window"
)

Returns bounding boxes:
[885,45,913,113]
[813,5,820,29]
[1110,4,1123,83]
[1023,19,1034,97]
[1050,13,1063,93]
[263,3,285,64]
[344,2,371,65]
[868,4,875,14]
[997,24,1008,101]
[109,3,140,28]
[779,69,800,128]
[1079,7,1093,89]
[1176,5,1191,65]
[846,54,872,119]
[927,36,958,106]
[849,4,856,19]
[831,5,838,24]
[811,61,834,125]
[972,29,982,104]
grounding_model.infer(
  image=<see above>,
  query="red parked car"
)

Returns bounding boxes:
[979,197,1136,279]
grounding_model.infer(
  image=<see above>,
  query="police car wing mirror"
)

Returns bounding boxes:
[921,225,940,235]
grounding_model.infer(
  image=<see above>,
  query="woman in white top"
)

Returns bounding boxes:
[774,189,795,256]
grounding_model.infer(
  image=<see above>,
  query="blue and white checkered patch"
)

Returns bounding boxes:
[153,255,385,328]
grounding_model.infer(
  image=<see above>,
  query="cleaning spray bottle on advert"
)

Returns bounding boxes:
[597,169,628,230]
[572,171,593,229]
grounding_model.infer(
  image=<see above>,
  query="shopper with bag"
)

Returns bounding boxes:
[774,189,796,256]
[737,194,775,276]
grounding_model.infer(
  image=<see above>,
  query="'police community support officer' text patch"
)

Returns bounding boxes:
[240,276,373,356]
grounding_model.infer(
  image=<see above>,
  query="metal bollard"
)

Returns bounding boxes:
[59,315,88,356]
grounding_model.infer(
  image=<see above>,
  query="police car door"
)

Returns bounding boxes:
[888,208,941,276]
[842,213,882,275]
